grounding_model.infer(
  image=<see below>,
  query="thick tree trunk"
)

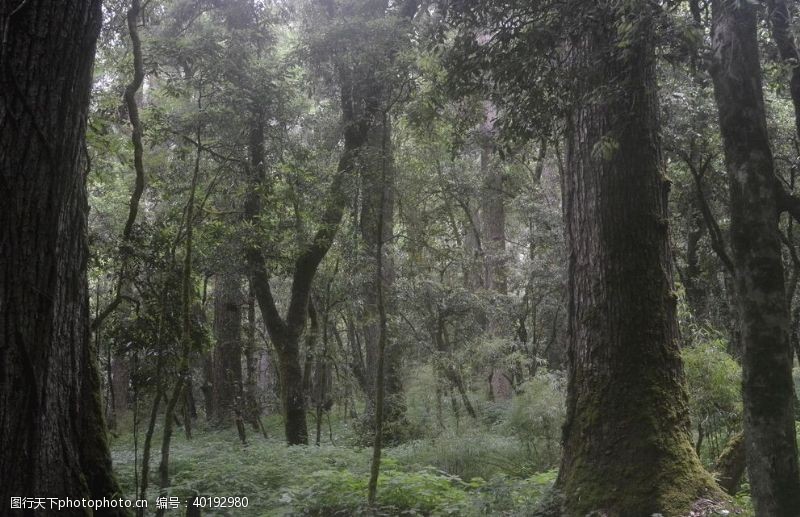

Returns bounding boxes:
[709,0,800,513]
[273,341,308,444]
[555,4,718,515]
[211,273,244,427]
[245,109,356,444]
[244,113,311,445]
[715,432,746,496]
[0,1,126,512]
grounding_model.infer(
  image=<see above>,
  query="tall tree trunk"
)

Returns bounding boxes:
[709,0,800,513]
[479,103,512,400]
[359,107,406,439]
[92,0,147,331]
[367,111,391,507]
[555,4,719,514]
[683,192,708,323]
[767,0,800,141]
[0,1,127,512]
[243,279,262,431]
[244,108,357,444]
[216,0,356,446]
[157,99,203,510]
[211,273,244,427]
[479,104,507,296]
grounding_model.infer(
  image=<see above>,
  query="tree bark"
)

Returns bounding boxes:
[715,432,746,496]
[211,273,244,427]
[555,4,719,514]
[0,1,127,512]
[709,0,800,513]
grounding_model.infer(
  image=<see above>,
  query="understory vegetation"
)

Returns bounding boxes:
[109,344,775,516]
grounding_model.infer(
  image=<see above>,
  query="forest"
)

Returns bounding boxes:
[3,0,800,515]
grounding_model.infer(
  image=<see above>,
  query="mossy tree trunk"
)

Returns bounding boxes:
[0,0,127,512]
[555,3,719,515]
[715,432,746,496]
[709,0,800,513]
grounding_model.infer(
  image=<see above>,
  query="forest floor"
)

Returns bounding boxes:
[109,411,754,516]
[110,411,558,516]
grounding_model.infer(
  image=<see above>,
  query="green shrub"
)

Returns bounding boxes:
[682,335,742,461]
[291,465,471,516]
[504,372,565,470]
[392,429,535,480]
[466,470,557,516]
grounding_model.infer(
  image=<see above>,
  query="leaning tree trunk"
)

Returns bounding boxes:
[0,0,127,512]
[709,0,800,513]
[555,4,719,515]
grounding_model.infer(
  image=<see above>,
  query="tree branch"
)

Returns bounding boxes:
[679,150,735,274]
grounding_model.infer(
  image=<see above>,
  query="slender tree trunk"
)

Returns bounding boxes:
[709,1,800,513]
[244,279,262,431]
[112,353,131,419]
[555,4,719,514]
[201,351,214,421]
[137,389,163,514]
[360,105,406,440]
[479,104,512,400]
[92,0,147,331]
[0,1,127,512]
[157,98,203,511]
[367,112,391,507]
[302,300,320,399]
[244,65,367,444]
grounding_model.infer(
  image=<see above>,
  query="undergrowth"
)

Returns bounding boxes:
[110,415,557,516]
